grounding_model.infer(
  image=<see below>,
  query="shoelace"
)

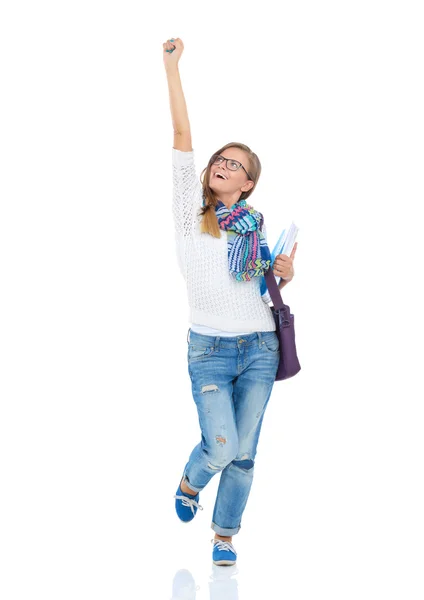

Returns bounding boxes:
[211,539,237,554]
[174,494,204,515]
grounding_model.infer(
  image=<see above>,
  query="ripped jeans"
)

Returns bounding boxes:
[182,328,280,537]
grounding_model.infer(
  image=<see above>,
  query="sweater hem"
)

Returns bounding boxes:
[189,309,276,333]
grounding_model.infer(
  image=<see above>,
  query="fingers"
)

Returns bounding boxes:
[273,270,293,280]
[290,242,298,259]
[273,266,294,280]
[163,37,182,53]
[276,244,298,266]
[164,38,176,53]
[273,253,295,279]
[274,255,292,267]
[272,245,298,279]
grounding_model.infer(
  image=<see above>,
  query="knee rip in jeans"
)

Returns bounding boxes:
[232,454,254,470]
[207,462,222,470]
[201,384,219,394]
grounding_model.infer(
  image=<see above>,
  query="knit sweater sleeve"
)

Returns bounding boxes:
[172,148,202,238]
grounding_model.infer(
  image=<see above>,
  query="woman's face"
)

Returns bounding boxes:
[209,147,253,196]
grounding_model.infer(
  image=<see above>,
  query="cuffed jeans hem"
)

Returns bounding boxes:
[211,521,241,536]
[182,474,203,494]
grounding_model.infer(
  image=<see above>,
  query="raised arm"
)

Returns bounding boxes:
[163,37,192,152]
[162,37,201,253]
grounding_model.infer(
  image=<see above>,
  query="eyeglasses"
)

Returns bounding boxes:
[210,154,251,179]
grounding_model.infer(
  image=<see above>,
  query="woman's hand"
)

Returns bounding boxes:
[163,37,184,70]
[273,242,298,281]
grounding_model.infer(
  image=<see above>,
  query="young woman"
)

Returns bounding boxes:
[163,37,298,566]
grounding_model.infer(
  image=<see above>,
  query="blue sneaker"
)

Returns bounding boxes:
[211,538,237,566]
[174,480,203,523]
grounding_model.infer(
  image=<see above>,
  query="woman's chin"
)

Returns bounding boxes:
[210,180,225,192]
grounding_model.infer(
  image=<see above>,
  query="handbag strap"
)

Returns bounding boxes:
[262,215,285,310]
[265,268,285,310]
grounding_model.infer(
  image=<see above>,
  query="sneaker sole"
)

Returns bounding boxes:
[177,514,195,523]
[213,559,237,566]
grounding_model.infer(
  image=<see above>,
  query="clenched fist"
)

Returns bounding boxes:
[163,37,184,70]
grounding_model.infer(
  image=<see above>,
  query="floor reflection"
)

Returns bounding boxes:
[171,565,239,600]
[171,569,200,600]
[209,564,239,600]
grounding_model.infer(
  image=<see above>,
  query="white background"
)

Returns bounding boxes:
[1,1,423,598]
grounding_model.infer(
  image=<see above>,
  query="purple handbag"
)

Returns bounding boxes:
[264,266,301,381]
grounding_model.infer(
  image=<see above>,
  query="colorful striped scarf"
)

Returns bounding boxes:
[215,199,272,281]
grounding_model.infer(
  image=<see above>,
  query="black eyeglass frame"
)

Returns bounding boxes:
[210,154,252,180]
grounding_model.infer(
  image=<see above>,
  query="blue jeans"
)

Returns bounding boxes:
[182,329,280,536]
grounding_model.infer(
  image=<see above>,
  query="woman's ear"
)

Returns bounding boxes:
[241,180,255,193]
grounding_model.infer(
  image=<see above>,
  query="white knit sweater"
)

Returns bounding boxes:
[172,147,276,334]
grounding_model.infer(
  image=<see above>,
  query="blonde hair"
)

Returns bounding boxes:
[199,142,262,238]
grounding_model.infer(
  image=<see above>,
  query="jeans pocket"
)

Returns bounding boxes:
[262,333,280,353]
[187,344,216,361]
